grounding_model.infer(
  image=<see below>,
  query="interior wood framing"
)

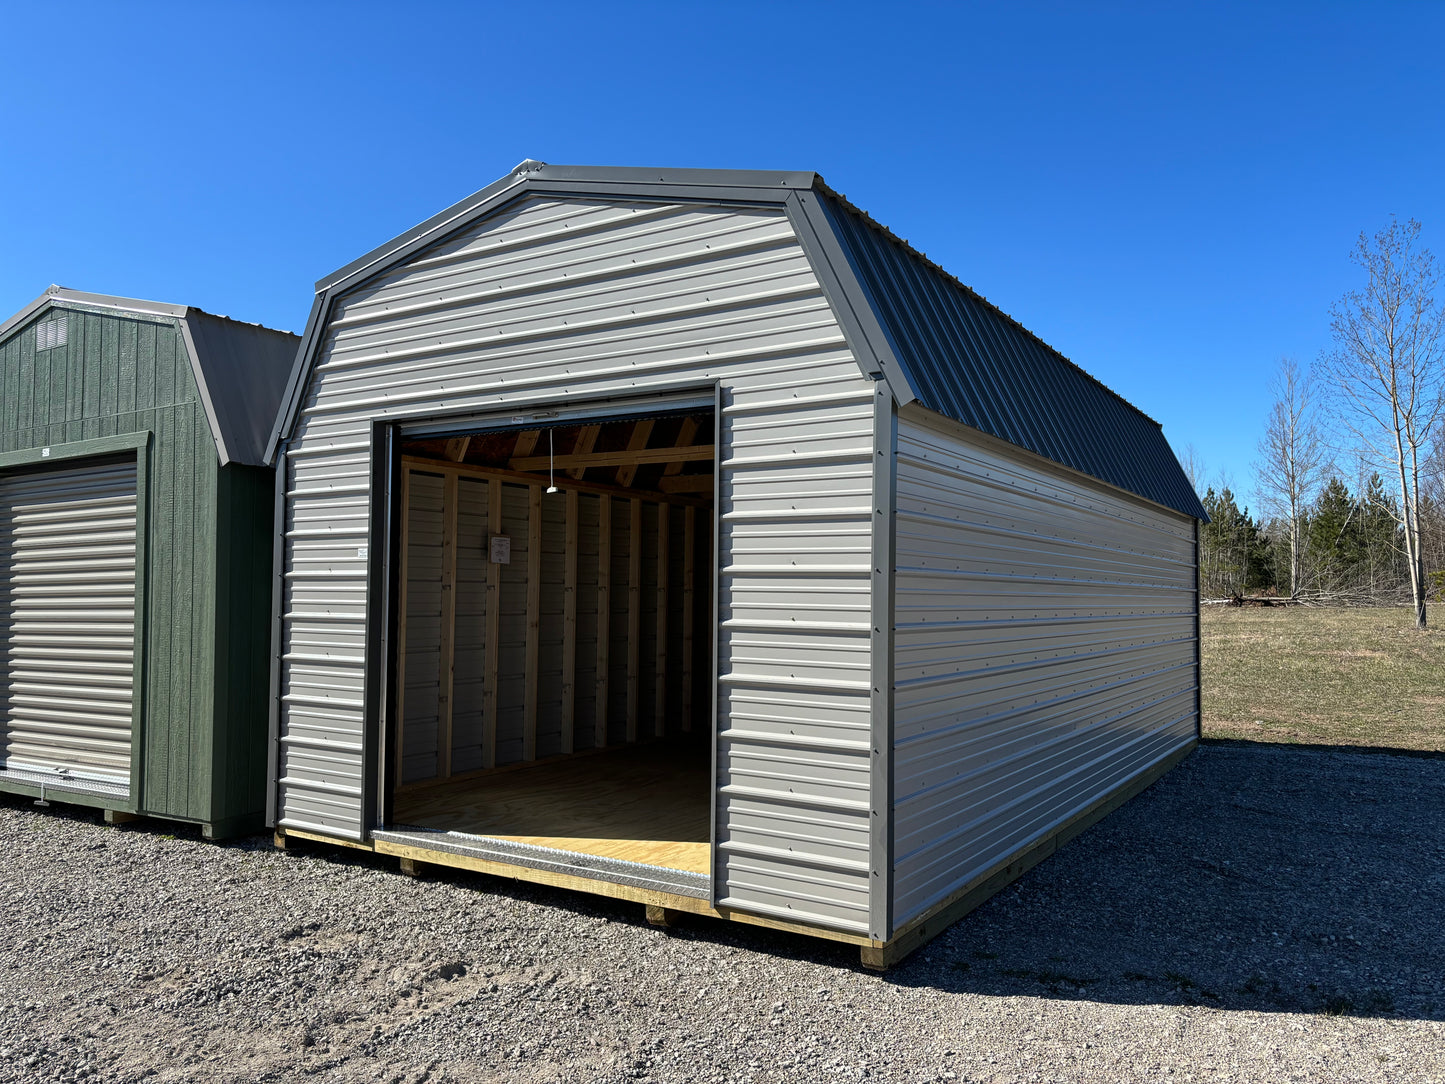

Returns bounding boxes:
[393,416,713,791]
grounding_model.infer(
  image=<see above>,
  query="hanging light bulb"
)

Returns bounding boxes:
[546,428,559,494]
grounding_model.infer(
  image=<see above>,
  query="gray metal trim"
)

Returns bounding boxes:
[373,421,401,833]
[372,826,712,899]
[709,379,723,910]
[786,190,917,407]
[264,292,331,466]
[868,381,898,940]
[264,439,287,828]
[174,316,232,467]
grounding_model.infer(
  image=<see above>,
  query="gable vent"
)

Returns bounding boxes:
[36,314,68,351]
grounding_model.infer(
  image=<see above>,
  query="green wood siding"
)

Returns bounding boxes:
[0,303,266,829]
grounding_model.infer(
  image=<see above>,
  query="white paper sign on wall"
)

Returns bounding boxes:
[489,535,511,565]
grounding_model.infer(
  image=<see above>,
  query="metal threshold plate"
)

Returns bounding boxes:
[373,825,711,899]
[0,764,131,800]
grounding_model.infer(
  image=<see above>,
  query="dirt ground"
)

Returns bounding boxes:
[2,742,1443,1083]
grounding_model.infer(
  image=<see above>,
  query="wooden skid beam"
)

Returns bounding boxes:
[524,485,542,762]
[596,496,612,748]
[482,480,502,769]
[561,489,579,755]
[513,444,714,472]
[682,506,695,732]
[627,498,642,741]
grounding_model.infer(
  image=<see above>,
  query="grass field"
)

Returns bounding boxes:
[1201,605,1445,751]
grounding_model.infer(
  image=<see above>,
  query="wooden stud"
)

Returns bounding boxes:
[482,479,502,769]
[103,809,140,825]
[561,488,579,754]
[438,472,459,779]
[616,419,655,487]
[595,496,612,749]
[394,468,413,778]
[524,485,542,762]
[398,857,423,877]
[682,506,695,733]
[664,418,700,475]
[566,424,600,479]
[444,436,471,462]
[511,444,713,472]
[655,503,669,738]
[626,497,642,741]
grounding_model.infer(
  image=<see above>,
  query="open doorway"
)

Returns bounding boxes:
[383,408,715,884]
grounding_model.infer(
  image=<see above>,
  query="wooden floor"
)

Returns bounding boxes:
[391,741,711,875]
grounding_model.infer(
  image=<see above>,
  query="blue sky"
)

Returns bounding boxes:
[2,2,1441,505]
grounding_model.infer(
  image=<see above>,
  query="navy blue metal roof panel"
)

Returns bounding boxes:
[814,186,1206,520]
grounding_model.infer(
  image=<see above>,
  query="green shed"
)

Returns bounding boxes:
[0,286,297,838]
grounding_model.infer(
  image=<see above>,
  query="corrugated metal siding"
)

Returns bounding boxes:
[0,459,137,784]
[277,196,877,931]
[891,409,1198,928]
[0,307,225,822]
[400,470,444,783]
[451,476,490,773]
[816,190,1206,521]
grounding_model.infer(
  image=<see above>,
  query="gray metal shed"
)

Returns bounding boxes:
[267,162,1205,965]
[0,287,297,837]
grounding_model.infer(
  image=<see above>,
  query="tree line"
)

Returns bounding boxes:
[1194,219,1444,627]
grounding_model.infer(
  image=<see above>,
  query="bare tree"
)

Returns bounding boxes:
[1324,218,1445,628]
[1178,442,1207,497]
[1255,358,1329,597]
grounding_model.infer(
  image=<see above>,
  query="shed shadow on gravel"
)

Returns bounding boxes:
[878,745,1445,1021]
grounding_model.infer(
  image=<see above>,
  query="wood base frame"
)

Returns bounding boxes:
[273,741,1196,968]
[860,739,1198,970]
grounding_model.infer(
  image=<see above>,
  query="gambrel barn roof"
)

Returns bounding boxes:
[1,286,297,467]
[269,162,1206,520]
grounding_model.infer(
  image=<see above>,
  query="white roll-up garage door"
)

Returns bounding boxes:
[0,458,138,793]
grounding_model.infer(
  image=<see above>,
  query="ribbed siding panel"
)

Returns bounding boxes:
[891,410,1198,928]
[278,198,875,930]
[0,459,137,785]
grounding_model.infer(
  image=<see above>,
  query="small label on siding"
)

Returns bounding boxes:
[357,546,368,559]
[489,535,511,564]
[41,448,50,457]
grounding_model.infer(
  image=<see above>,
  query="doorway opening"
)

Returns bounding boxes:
[381,407,715,890]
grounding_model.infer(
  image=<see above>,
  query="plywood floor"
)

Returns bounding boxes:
[391,741,711,874]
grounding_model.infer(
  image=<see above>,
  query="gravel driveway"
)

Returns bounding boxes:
[1,743,1442,1084]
